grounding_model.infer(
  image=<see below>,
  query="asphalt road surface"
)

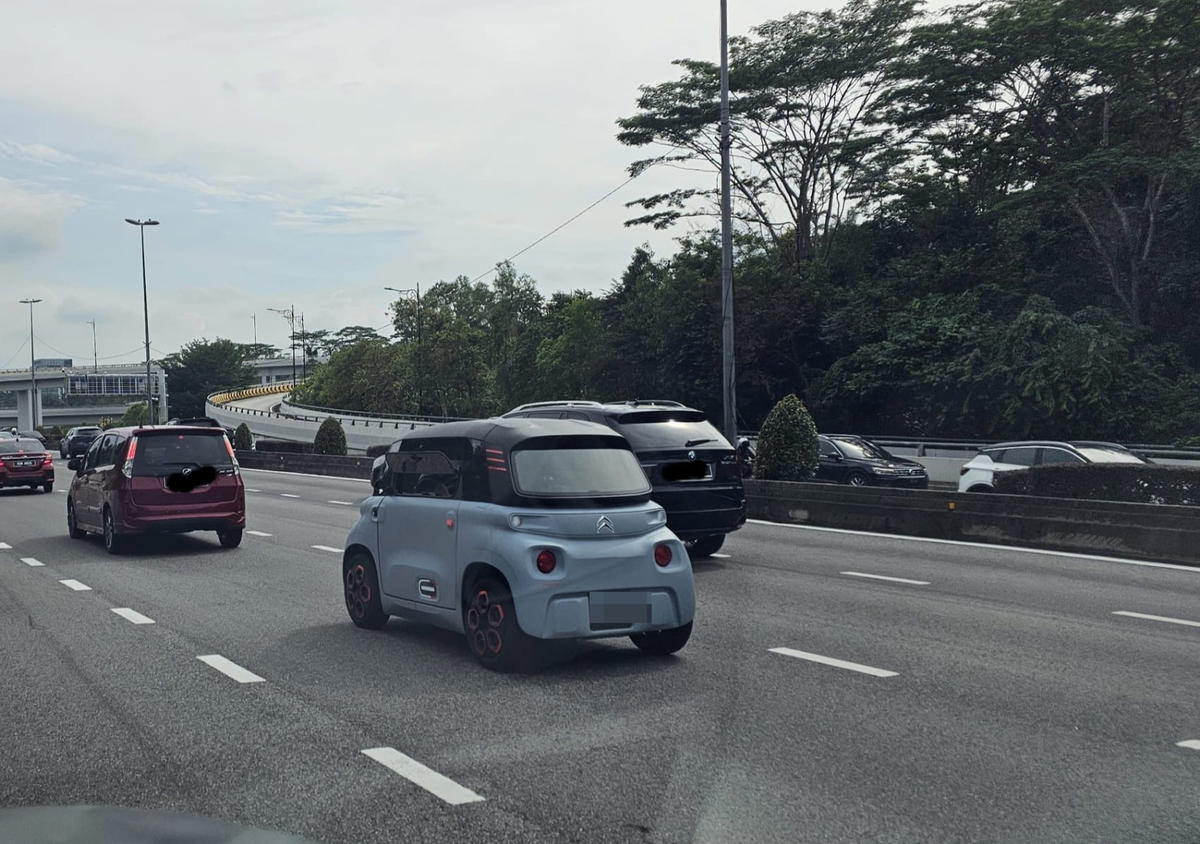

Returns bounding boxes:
[2,461,1197,843]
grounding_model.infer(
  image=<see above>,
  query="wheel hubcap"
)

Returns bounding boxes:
[467,589,504,657]
[345,564,370,619]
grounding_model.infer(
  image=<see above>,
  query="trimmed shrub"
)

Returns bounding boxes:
[754,394,819,481]
[994,463,1200,506]
[313,417,347,456]
[254,438,313,454]
[233,423,253,450]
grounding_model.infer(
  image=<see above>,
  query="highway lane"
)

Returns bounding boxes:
[1,464,1197,842]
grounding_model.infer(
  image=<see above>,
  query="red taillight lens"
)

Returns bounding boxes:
[126,437,139,462]
[535,549,557,573]
[224,436,235,458]
[42,454,53,466]
[654,544,673,567]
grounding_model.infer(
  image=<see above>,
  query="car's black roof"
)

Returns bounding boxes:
[400,417,625,450]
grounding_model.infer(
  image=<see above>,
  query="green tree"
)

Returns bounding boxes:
[324,325,384,354]
[755,394,820,481]
[617,0,917,259]
[160,339,255,418]
[116,401,150,427]
[233,422,253,450]
[313,417,347,455]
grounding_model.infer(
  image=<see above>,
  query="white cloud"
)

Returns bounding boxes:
[0,140,78,165]
[0,178,84,259]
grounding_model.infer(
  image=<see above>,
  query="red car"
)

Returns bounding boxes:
[66,425,245,553]
[0,437,55,493]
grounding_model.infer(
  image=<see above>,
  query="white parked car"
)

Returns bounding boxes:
[958,441,1145,492]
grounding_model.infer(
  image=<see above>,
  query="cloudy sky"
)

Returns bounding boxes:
[2,0,828,366]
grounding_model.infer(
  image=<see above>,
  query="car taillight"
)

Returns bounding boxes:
[654,544,673,567]
[222,435,240,475]
[122,437,138,479]
[42,454,53,467]
[535,549,557,573]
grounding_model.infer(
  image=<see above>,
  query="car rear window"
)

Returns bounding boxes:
[608,411,730,451]
[830,438,891,460]
[511,437,650,497]
[131,432,232,476]
[0,439,45,454]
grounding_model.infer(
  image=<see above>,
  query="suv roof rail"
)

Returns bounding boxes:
[616,399,686,408]
[509,400,604,412]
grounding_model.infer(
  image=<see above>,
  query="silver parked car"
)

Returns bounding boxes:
[342,418,696,671]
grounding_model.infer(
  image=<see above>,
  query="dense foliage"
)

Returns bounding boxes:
[754,395,820,481]
[295,0,1200,442]
[159,339,258,419]
[313,417,347,456]
[233,423,253,451]
[994,463,1200,505]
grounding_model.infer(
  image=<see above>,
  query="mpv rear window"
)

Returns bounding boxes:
[131,432,232,476]
[609,411,729,451]
[511,436,650,497]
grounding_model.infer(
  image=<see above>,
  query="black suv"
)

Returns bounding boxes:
[816,435,928,488]
[502,400,745,556]
[60,426,102,458]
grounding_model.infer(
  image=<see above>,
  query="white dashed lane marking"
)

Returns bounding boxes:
[769,647,899,678]
[361,747,485,805]
[20,558,45,567]
[0,542,11,550]
[328,500,353,506]
[245,530,273,537]
[841,571,930,586]
[197,654,265,684]
[311,545,341,553]
[280,493,301,499]
[245,488,261,493]
[111,607,155,625]
[1177,740,1200,751]
[59,579,92,591]
[1112,611,1200,629]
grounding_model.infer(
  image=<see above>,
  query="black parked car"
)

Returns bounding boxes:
[816,435,929,488]
[60,426,102,458]
[502,400,746,557]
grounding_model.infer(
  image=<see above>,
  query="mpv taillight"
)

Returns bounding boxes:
[122,437,138,479]
[223,435,240,475]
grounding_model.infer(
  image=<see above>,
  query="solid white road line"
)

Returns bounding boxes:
[311,545,342,553]
[245,488,262,493]
[1177,740,1200,751]
[59,579,91,591]
[747,518,1200,573]
[245,530,273,537]
[280,493,301,499]
[328,500,353,505]
[361,747,485,805]
[197,654,265,684]
[20,557,44,567]
[1112,611,1200,629]
[841,571,930,586]
[111,607,155,625]
[769,647,899,678]
[0,542,11,549]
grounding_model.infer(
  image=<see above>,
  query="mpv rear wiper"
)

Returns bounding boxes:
[685,439,715,447]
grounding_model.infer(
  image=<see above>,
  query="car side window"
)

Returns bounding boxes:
[559,411,590,421]
[1003,447,1038,466]
[83,435,106,471]
[526,410,562,419]
[819,438,840,457]
[97,434,118,469]
[1039,448,1083,465]
[383,441,464,499]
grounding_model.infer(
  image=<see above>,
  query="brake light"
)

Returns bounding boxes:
[223,435,240,475]
[122,437,138,479]
[42,454,53,467]
[535,549,557,573]
[654,544,673,567]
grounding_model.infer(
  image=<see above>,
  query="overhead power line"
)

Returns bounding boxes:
[470,173,640,283]
[1,337,29,369]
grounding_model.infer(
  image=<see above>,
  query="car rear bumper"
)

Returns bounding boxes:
[118,508,245,534]
[651,484,746,539]
[0,470,54,487]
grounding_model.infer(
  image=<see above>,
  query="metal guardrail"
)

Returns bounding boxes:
[737,432,1200,460]
[279,398,471,425]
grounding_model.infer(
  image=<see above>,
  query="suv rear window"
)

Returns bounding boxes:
[608,411,730,451]
[131,432,233,476]
[511,437,650,497]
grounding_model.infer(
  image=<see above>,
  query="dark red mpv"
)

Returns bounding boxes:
[66,426,245,553]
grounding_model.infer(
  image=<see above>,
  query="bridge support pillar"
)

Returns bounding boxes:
[15,388,39,431]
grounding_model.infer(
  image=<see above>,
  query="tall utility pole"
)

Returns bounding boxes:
[384,285,421,412]
[19,298,42,429]
[252,313,257,346]
[718,0,737,444]
[125,218,160,423]
[299,312,307,380]
[86,320,98,373]
[268,305,297,384]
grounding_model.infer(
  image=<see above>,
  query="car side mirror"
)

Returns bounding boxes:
[67,458,82,472]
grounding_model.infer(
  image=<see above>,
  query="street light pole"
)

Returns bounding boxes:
[718,0,738,444]
[384,285,421,412]
[125,218,160,423]
[86,319,98,373]
[252,313,257,346]
[268,306,297,385]
[18,298,42,429]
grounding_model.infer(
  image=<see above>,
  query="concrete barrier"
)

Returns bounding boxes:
[745,480,1200,565]
[236,450,373,480]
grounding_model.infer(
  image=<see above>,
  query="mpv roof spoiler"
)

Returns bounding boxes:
[509,400,604,412]
[614,400,686,408]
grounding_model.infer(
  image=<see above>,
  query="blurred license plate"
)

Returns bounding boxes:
[589,592,651,624]
[15,460,35,468]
